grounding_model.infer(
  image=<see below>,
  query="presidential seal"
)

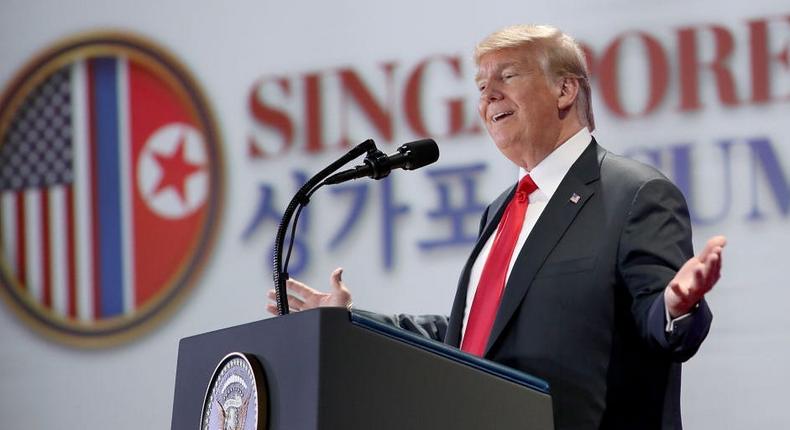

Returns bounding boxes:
[202,352,267,430]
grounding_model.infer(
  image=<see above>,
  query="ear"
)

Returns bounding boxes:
[557,77,580,111]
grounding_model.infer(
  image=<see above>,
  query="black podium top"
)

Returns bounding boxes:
[350,310,549,393]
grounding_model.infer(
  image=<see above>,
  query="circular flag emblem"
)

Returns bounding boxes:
[0,32,223,347]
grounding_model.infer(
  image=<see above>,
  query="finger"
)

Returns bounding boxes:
[702,246,722,266]
[689,266,706,298]
[670,282,686,299]
[266,304,279,315]
[286,278,319,297]
[714,235,727,247]
[287,294,306,311]
[669,283,694,312]
[699,240,716,260]
[705,250,720,271]
[700,235,727,260]
[268,289,293,305]
[701,250,719,278]
[712,252,722,281]
[330,267,344,291]
[707,251,722,287]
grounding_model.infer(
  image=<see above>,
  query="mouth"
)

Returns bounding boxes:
[491,111,514,123]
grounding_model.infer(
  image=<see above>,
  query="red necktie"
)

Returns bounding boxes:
[461,175,538,356]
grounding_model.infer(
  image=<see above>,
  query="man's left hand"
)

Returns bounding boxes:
[665,235,727,318]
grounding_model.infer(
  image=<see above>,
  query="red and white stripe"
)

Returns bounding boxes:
[72,59,95,322]
[0,183,76,317]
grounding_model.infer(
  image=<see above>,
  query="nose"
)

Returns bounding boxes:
[481,83,503,103]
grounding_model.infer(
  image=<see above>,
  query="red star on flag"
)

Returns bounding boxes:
[152,133,204,204]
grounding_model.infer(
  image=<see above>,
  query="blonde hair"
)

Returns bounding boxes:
[475,25,595,131]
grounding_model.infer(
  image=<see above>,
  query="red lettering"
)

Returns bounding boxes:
[404,59,430,136]
[749,17,790,103]
[304,73,324,153]
[677,26,739,111]
[404,55,476,138]
[443,56,474,138]
[598,32,669,117]
[247,77,293,158]
[338,63,396,147]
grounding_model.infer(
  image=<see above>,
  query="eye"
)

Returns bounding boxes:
[477,83,487,92]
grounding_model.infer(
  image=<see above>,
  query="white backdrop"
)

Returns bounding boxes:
[1,0,789,428]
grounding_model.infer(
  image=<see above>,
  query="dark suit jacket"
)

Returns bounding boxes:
[365,139,712,430]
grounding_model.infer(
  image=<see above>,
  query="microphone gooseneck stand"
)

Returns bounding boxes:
[272,139,377,315]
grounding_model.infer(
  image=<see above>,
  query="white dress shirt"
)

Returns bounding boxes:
[462,128,592,335]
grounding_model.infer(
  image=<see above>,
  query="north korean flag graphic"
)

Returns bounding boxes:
[0,34,223,346]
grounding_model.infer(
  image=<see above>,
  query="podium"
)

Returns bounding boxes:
[171,308,554,429]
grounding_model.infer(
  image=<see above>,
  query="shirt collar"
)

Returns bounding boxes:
[518,127,592,200]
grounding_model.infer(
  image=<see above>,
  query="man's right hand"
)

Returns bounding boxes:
[266,268,353,315]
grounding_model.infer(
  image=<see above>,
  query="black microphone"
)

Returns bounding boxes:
[324,139,439,185]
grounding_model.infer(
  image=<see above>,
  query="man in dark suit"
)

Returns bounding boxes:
[268,24,725,429]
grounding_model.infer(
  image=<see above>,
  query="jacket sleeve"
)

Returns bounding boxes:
[617,177,712,362]
[351,309,449,341]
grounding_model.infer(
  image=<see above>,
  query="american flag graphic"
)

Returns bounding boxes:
[0,39,221,342]
[0,65,84,318]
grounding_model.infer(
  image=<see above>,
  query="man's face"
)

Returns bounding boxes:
[476,46,561,167]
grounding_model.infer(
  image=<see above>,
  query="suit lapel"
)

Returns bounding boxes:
[484,140,603,356]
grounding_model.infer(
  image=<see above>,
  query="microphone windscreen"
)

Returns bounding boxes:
[399,139,439,170]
